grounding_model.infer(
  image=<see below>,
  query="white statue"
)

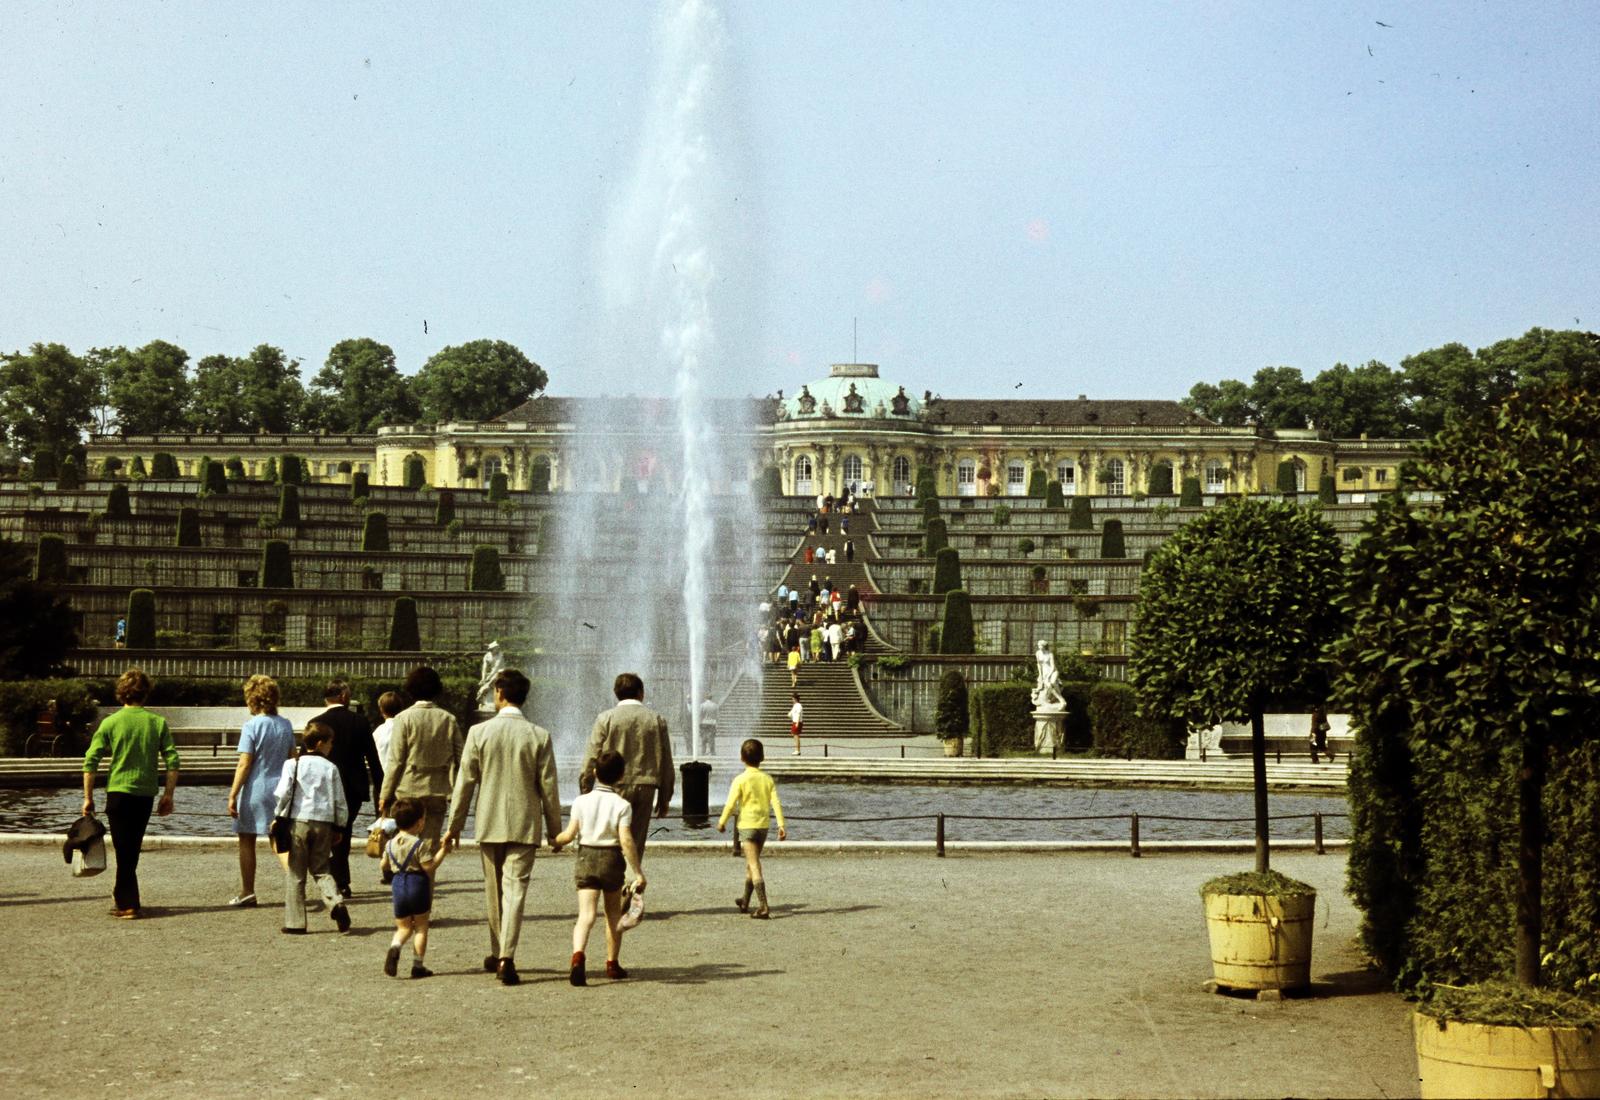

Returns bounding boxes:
[476,640,505,710]
[1031,639,1065,713]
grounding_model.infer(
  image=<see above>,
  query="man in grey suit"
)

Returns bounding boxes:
[583,672,673,867]
[443,669,561,986]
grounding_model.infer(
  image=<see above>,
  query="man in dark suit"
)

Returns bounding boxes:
[582,672,673,867]
[314,678,384,898]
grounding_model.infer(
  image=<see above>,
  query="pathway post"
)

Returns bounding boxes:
[1130,813,1141,858]
[936,812,945,857]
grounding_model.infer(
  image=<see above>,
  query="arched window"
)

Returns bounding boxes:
[1204,460,1227,494]
[842,454,863,486]
[481,456,503,487]
[793,455,814,496]
[892,455,912,495]
[1006,459,1027,496]
[1102,458,1126,496]
[956,459,977,496]
[1056,461,1076,496]
[1294,459,1307,491]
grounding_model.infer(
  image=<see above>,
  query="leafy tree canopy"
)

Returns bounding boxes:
[414,339,546,424]
[99,339,192,435]
[0,538,77,678]
[307,338,419,433]
[0,343,95,469]
[188,345,307,432]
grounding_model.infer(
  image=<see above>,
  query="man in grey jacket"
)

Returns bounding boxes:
[377,666,464,846]
[583,672,673,866]
[444,669,561,986]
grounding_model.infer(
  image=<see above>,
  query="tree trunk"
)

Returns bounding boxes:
[1515,732,1545,987]
[1251,704,1270,873]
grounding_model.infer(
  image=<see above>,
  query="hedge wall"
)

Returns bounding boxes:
[35,534,68,583]
[1179,476,1202,507]
[1088,682,1186,759]
[1068,495,1093,530]
[932,547,962,595]
[968,682,1032,757]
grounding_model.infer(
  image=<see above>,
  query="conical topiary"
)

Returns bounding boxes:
[1068,494,1092,530]
[388,596,420,651]
[260,539,293,588]
[470,545,505,592]
[174,506,201,548]
[1099,518,1126,559]
[932,546,962,595]
[362,511,390,553]
[126,588,156,648]
[105,483,132,519]
[34,534,68,583]
[1045,479,1065,509]
[1179,476,1202,507]
[923,516,948,557]
[939,589,975,655]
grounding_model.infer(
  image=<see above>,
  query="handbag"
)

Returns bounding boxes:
[268,755,301,869]
[365,825,385,859]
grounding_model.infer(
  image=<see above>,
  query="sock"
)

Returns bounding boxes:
[754,881,768,910]
[390,931,407,949]
[740,879,754,906]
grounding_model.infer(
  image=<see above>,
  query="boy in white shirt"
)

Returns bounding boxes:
[551,750,645,986]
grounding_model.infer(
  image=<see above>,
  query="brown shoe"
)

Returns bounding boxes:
[605,960,628,980]
[569,951,586,987]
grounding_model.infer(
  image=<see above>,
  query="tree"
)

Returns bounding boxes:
[306,338,419,433]
[125,589,156,648]
[362,512,390,553]
[1181,378,1254,426]
[1305,360,1406,438]
[388,597,421,651]
[0,343,95,470]
[0,539,77,677]
[188,346,306,432]
[1335,383,1600,988]
[101,340,191,434]
[936,670,969,741]
[1130,499,1344,872]
[470,546,505,592]
[1249,366,1314,429]
[260,540,294,589]
[939,590,975,655]
[1398,341,1495,437]
[932,547,962,595]
[413,340,546,424]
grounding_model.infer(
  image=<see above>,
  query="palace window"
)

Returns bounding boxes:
[1006,460,1027,496]
[1374,467,1388,484]
[842,454,863,486]
[793,455,814,496]
[1204,460,1227,494]
[956,459,977,496]
[1056,461,1076,495]
[1292,459,1307,491]
[1102,459,1126,496]
[892,456,911,494]
[482,456,503,487]
[531,456,552,494]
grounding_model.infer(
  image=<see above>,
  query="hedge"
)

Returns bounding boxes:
[202,457,227,495]
[1179,476,1202,507]
[100,456,123,478]
[1045,479,1065,509]
[932,547,962,595]
[968,682,1032,757]
[1099,518,1126,559]
[1027,469,1046,498]
[0,679,101,755]
[225,457,245,480]
[935,670,969,739]
[151,452,178,479]
[277,484,300,525]
[488,471,508,502]
[58,459,81,491]
[470,546,505,592]
[388,596,421,650]
[362,511,390,553]
[174,507,201,548]
[105,483,131,519]
[260,540,293,589]
[126,588,156,648]
[35,534,68,583]
[1276,460,1297,494]
[131,455,148,479]
[1318,474,1337,505]
[920,496,940,528]
[940,589,975,655]
[350,472,369,502]
[404,457,425,490]
[434,490,455,526]
[1148,464,1174,496]
[279,454,304,486]
[1068,495,1093,530]
[1088,682,1186,758]
[922,517,947,557]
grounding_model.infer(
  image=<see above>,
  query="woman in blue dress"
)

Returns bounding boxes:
[225,674,295,907]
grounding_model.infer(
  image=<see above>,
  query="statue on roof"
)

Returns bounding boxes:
[843,383,863,414]
[891,386,911,416]
[797,386,816,415]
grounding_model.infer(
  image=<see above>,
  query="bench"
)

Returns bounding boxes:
[93,706,341,756]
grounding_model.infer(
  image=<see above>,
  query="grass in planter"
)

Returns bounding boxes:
[1418,978,1600,1029]
[1199,870,1316,898]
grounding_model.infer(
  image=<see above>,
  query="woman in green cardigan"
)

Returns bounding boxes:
[82,668,180,918]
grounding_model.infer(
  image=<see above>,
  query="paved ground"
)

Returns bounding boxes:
[1,842,1417,1099]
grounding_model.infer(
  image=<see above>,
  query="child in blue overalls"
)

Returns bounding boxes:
[381,798,447,978]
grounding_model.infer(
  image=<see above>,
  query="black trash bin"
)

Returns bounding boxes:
[680,760,712,819]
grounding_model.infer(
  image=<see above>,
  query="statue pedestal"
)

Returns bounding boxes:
[1032,710,1066,755]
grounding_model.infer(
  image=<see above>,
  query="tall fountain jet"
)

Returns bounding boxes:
[547,0,761,765]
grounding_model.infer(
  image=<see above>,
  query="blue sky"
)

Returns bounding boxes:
[2,1,1595,403]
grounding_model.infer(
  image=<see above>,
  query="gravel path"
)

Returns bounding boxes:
[1,842,1417,1099]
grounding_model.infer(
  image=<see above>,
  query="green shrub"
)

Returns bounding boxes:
[1027,469,1046,498]
[404,456,425,490]
[1016,537,1035,557]
[1045,479,1065,509]
[1099,518,1125,559]
[920,495,940,528]
[126,588,156,648]
[1317,474,1337,505]
[1088,681,1186,758]
[470,545,505,592]
[1068,495,1093,530]
[915,467,937,502]
[130,455,148,479]
[388,596,421,650]
[362,511,390,553]
[226,456,245,480]
[1342,466,1362,482]
[1179,476,1202,507]
[1148,464,1174,496]
[264,457,278,483]
[992,503,1011,526]
[1200,870,1316,898]
[150,452,178,479]
[434,490,455,526]
[34,451,58,480]
[0,678,101,754]
[488,471,508,502]
[445,518,464,540]
[350,471,369,502]
[932,547,962,595]
[58,458,81,491]
[922,517,948,557]
[105,483,131,519]
[759,466,783,498]
[174,507,200,548]
[100,456,123,478]
[277,484,300,525]
[260,540,293,589]
[35,534,68,583]
[968,682,1031,757]
[202,457,227,495]
[279,454,304,486]
[1276,460,1297,494]
[939,589,975,655]
[936,670,969,740]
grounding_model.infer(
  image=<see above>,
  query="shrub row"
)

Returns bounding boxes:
[964,679,1183,759]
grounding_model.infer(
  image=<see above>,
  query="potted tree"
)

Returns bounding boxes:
[936,670,968,757]
[1338,380,1600,1095]
[1130,497,1344,995]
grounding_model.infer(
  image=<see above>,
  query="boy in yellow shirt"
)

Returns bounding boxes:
[716,739,787,919]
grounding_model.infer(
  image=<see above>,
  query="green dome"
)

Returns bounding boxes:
[781,364,919,421]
